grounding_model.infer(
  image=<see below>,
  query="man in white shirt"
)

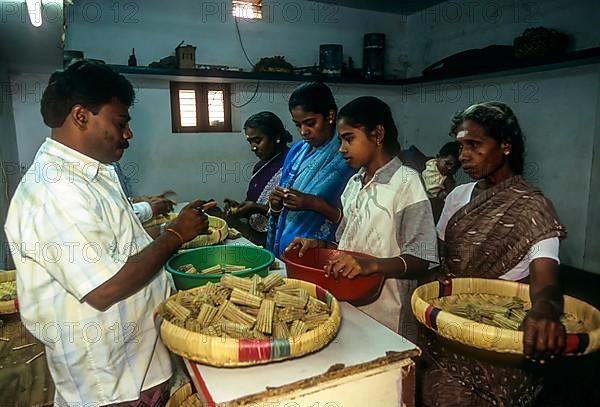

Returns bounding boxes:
[5,61,212,406]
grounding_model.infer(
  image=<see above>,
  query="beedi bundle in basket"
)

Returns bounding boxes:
[154,274,341,367]
[144,213,229,248]
[0,270,18,315]
[165,383,201,407]
[412,278,600,356]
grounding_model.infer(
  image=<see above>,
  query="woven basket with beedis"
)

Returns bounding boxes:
[155,277,341,367]
[412,278,600,356]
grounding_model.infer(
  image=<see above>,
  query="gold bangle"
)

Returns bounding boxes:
[166,227,184,246]
[336,208,343,224]
[269,202,283,214]
[399,255,408,273]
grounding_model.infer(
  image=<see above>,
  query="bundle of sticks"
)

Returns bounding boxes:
[162,274,332,340]
[431,293,585,332]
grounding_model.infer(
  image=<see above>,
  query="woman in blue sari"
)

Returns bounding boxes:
[267,82,356,257]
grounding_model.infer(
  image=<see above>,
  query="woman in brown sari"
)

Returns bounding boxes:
[421,101,567,407]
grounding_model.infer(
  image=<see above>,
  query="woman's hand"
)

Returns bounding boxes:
[223,198,240,214]
[149,197,175,217]
[522,300,566,363]
[235,201,259,217]
[283,188,317,211]
[269,187,286,212]
[324,254,375,280]
[285,237,326,257]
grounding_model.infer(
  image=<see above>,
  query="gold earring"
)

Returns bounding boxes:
[504,150,510,156]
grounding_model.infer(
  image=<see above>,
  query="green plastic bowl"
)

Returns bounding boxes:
[165,245,275,290]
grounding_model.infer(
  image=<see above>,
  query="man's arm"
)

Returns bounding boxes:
[84,200,213,311]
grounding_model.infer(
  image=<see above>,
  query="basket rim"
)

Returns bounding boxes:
[155,278,342,366]
[412,277,600,356]
[0,270,18,315]
[165,246,275,280]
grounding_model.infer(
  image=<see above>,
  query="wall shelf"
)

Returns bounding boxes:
[109,47,600,87]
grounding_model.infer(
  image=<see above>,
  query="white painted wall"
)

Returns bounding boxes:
[65,0,408,78]
[406,0,600,77]
[400,67,600,268]
[86,78,405,203]
[0,64,20,269]
[8,0,599,272]
[400,0,600,271]
[14,0,408,201]
[9,72,405,203]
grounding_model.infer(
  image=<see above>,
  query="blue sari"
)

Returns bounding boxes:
[267,135,355,257]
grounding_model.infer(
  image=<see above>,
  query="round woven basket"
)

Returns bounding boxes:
[155,278,342,367]
[412,278,600,356]
[144,214,228,248]
[0,270,18,315]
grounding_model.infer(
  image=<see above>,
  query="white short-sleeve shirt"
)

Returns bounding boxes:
[4,138,172,406]
[437,182,560,281]
[337,158,438,337]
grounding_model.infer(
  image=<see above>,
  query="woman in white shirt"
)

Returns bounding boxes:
[286,96,438,341]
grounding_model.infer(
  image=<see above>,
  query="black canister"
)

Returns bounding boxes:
[363,33,385,79]
[319,44,343,76]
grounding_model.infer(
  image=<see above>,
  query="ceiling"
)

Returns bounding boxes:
[0,0,64,71]
[307,0,449,15]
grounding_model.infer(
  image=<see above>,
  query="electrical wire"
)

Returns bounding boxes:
[234,16,255,69]
[232,16,259,108]
[231,80,260,108]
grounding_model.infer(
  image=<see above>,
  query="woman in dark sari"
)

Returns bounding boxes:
[225,112,292,246]
[421,101,567,407]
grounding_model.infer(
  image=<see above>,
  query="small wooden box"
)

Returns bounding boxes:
[176,45,196,69]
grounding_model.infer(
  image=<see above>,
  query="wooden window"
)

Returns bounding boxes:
[170,82,232,133]
[232,0,262,20]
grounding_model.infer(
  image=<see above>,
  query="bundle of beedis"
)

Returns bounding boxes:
[160,273,333,340]
[431,293,585,332]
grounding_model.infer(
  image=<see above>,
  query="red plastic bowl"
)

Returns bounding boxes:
[281,247,384,305]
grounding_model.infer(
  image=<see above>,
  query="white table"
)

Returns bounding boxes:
[183,304,419,407]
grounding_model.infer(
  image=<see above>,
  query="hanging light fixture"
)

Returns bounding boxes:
[25,0,43,27]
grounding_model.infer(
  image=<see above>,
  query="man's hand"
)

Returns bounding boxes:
[149,197,175,217]
[169,200,216,242]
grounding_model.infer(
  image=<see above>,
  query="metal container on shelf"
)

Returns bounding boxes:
[363,33,385,79]
[319,44,343,76]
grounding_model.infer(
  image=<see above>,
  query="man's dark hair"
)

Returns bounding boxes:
[438,141,461,160]
[41,60,135,128]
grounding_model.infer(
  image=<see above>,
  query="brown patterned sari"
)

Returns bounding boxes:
[421,176,566,407]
